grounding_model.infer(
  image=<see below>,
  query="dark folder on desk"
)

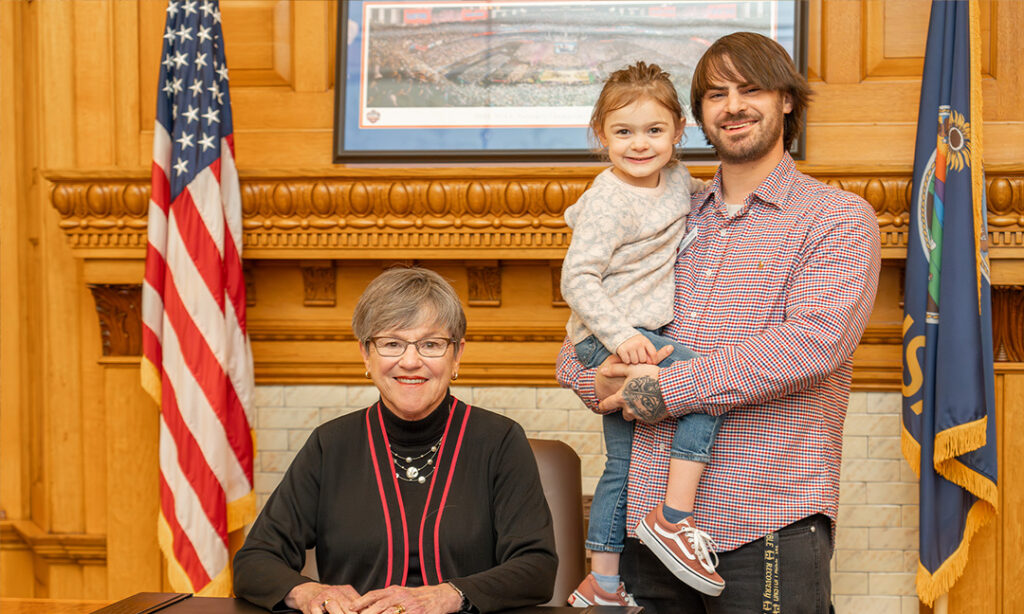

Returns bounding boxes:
[90,593,191,614]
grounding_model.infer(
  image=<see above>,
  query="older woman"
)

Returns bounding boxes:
[234,267,557,614]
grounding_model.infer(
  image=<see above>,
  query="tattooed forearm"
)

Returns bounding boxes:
[623,376,668,423]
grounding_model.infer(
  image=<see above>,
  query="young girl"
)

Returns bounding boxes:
[562,61,725,606]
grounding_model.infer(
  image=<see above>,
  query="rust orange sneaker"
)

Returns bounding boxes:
[635,504,725,596]
[567,573,638,607]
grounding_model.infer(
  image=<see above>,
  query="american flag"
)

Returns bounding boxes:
[141,0,255,596]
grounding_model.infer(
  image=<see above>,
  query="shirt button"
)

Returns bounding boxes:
[690,312,698,319]
[704,269,713,278]
[719,229,728,238]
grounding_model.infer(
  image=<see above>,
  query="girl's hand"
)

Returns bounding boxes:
[285,581,362,614]
[348,583,464,614]
[615,333,658,364]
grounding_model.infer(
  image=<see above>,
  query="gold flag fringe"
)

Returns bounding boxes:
[915,499,995,606]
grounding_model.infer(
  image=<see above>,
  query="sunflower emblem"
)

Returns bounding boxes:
[937,106,972,172]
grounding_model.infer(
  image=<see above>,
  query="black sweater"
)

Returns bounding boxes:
[233,396,557,613]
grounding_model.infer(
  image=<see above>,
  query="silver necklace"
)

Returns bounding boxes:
[391,437,442,484]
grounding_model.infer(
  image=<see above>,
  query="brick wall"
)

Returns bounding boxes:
[251,385,918,613]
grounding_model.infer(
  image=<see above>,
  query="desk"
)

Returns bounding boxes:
[1,598,108,614]
[1,596,640,614]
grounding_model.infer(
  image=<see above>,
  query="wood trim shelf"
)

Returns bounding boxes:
[45,167,1024,260]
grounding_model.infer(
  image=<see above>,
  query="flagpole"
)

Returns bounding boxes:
[934,594,948,614]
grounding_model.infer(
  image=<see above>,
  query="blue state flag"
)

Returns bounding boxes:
[901,0,998,606]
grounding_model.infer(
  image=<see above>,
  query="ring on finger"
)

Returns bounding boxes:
[321,601,331,612]
[393,605,406,614]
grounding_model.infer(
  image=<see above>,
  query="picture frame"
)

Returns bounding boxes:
[333,1,807,163]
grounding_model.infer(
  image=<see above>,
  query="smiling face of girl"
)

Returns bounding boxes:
[597,96,684,189]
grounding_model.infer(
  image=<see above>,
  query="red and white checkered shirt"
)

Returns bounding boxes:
[557,153,881,550]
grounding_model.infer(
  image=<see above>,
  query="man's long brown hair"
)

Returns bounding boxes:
[690,32,811,152]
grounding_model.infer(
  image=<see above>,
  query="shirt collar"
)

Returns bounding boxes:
[695,152,797,214]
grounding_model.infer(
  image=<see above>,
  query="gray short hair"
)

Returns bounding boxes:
[352,267,467,344]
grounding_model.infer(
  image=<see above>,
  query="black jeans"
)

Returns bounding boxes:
[620,514,834,614]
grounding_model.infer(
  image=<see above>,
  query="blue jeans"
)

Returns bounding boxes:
[575,328,725,553]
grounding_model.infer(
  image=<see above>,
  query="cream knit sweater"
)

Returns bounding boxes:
[562,165,700,353]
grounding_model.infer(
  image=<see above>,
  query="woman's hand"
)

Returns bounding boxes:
[285,581,362,614]
[348,583,463,614]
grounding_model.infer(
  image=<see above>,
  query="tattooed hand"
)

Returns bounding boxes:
[621,375,668,423]
[598,363,668,423]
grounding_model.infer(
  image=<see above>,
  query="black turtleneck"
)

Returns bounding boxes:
[379,393,452,586]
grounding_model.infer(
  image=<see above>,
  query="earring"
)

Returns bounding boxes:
[451,372,458,381]
[364,370,371,379]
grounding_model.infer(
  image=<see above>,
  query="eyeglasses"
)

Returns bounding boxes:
[369,336,455,358]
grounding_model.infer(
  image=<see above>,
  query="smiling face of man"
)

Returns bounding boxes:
[698,57,792,166]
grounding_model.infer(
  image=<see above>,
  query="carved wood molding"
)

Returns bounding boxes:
[3,521,107,565]
[467,263,501,307]
[45,168,1024,258]
[87,284,142,356]
[301,261,336,307]
[550,262,567,307]
[993,285,1024,362]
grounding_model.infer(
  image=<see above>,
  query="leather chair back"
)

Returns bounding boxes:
[528,437,586,606]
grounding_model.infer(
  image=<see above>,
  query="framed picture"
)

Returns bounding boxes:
[333,1,806,163]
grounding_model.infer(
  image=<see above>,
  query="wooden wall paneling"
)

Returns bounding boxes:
[72,0,115,166]
[220,0,291,87]
[807,123,918,165]
[229,89,334,131]
[820,0,862,83]
[0,0,29,523]
[327,0,337,90]
[979,1,1022,164]
[863,0,988,79]
[38,0,75,169]
[41,202,86,535]
[0,545,34,598]
[46,564,83,600]
[991,1,1024,125]
[291,1,331,92]
[863,0,929,78]
[104,361,161,600]
[137,0,167,166]
[809,81,921,123]
[26,216,46,549]
[113,1,142,168]
[998,369,1024,612]
[806,0,822,80]
[80,287,108,542]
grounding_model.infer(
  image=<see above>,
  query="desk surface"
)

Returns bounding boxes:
[0,597,639,614]
[1,598,109,614]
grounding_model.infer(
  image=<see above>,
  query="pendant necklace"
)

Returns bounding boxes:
[391,436,442,484]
